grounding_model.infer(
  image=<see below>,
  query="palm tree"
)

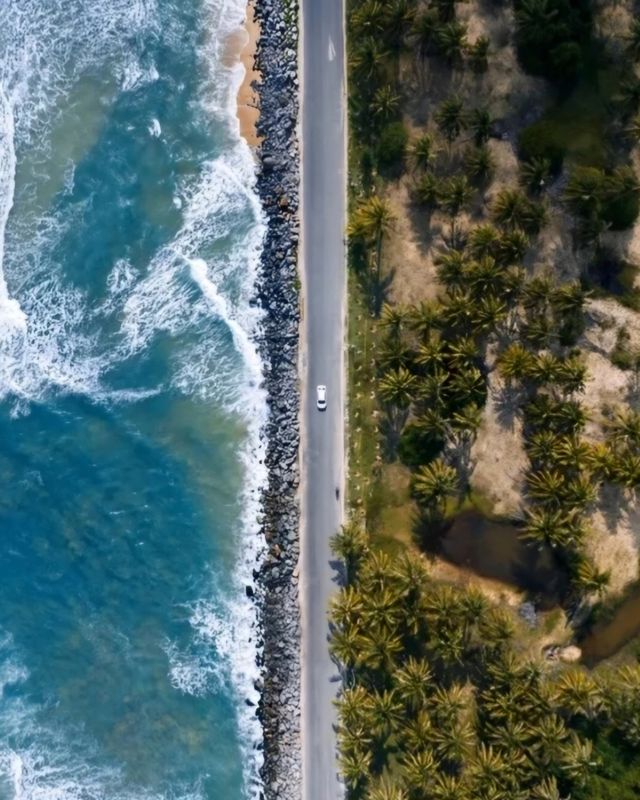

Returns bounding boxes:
[414,171,441,207]
[394,657,433,710]
[440,175,475,219]
[520,157,552,194]
[431,773,469,800]
[626,18,640,61]
[515,0,560,48]
[530,777,566,800]
[416,369,449,409]
[415,338,446,369]
[350,36,391,81]
[339,747,372,791]
[432,683,467,724]
[468,743,510,793]
[435,248,467,287]
[413,408,449,440]
[526,469,566,506]
[436,21,468,64]
[392,551,430,601]
[359,627,404,672]
[331,523,369,580]
[331,586,365,629]
[532,714,570,769]
[360,549,394,589]
[468,107,494,145]
[378,337,414,371]
[492,188,545,233]
[412,458,458,509]
[467,224,500,258]
[379,366,417,409]
[474,295,507,331]
[608,408,640,447]
[521,507,575,550]
[400,710,432,753]
[531,352,567,386]
[435,96,466,144]
[449,365,485,405]
[552,435,591,470]
[433,720,475,766]
[616,75,640,117]
[479,608,515,648]
[610,451,640,488]
[625,113,640,142]
[412,9,440,65]
[572,557,610,596]
[497,342,535,382]
[451,403,482,439]
[370,689,404,738]
[411,133,437,171]
[554,669,602,720]
[367,777,409,800]
[409,300,442,338]
[336,684,373,728]
[330,623,365,668]
[467,36,490,72]
[563,166,604,219]
[400,750,437,793]
[448,336,479,364]
[379,303,409,339]
[498,229,530,263]
[527,430,560,466]
[464,146,494,184]
[586,442,614,480]
[522,274,553,310]
[563,475,597,511]
[372,84,401,120]
[352,0,387,36]
[349,195,396,296]
[383,0,417,54]
[551,281,588,316]
[441,288,476,331]
[560,734,596,786]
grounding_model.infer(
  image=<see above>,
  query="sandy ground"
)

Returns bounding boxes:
[377,0,640,601]
[223,1,261,147]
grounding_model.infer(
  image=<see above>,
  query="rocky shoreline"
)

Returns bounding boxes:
[251,0,302,798]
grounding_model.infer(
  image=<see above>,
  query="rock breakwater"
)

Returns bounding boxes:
[252,0,302,798]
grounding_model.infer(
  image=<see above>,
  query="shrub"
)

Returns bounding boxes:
[398,423,444,468]
[377,121,409,169]
[513,0,593,83]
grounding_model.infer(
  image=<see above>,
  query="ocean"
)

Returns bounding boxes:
[0,0,266,798]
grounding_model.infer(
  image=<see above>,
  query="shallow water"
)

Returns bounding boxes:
[580,584,640,664]
[441,511,567,607]
[0,1,265,798]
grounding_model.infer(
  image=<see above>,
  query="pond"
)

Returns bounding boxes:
[580,584,640,664]
[437,511,567,609]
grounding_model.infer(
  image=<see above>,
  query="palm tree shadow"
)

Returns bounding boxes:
[412,507,448,555]
[372,268,395,316]
[492,384,525,431]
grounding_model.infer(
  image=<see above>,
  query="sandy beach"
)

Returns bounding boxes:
[225,1,261,147]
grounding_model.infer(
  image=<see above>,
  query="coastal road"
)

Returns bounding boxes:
[299,0,346,797]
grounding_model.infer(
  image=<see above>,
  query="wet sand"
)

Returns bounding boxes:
[225,1,261,147]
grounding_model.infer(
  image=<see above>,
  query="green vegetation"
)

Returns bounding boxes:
[330,525,640,800]
[343,0,640,795]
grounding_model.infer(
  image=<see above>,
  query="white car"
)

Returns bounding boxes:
[316,384,327,411]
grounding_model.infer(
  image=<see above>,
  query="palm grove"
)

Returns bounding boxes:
[336,0,640,796]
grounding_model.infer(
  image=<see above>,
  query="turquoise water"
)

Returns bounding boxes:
[0,0,266,798]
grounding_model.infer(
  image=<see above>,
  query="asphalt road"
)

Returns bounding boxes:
[299,0,346,797]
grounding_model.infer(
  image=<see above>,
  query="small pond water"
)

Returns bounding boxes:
[580,585,640,664]
[441,511,640,662]
[440,511,566,609]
